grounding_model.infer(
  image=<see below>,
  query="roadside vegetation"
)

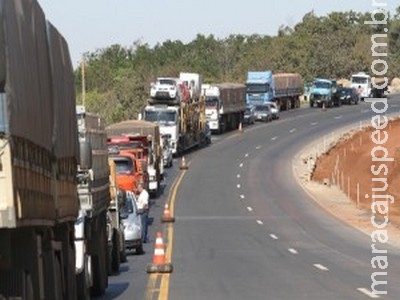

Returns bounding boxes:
[75,8,400,125]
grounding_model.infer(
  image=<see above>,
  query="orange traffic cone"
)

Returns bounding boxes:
[146,232,173,273]
[161,203,175,223]
[238,121,243,133]
[180,156,188,170]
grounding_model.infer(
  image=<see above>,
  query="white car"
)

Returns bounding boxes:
[266,102,280,120]
[150,77,180,101]
[119,190,143,254]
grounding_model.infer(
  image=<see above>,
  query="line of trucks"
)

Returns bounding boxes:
[0,1,168,299]
[143,71,304,142]
[0,2,307,298]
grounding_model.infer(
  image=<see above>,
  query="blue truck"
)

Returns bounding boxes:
[245,71,303,111]
[309,78,340,108]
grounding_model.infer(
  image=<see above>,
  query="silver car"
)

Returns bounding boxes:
[119,190,143,254]
[266,102,280,120]
[254,104,273,122]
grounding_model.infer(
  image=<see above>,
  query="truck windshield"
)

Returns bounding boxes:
[144,111,177,124]
[205,97,219,108]
[111,157,135,175]
[246,83,269,93]
[313,81,331,89]
[351,76,368,84]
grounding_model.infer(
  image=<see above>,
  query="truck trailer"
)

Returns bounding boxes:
[245,71,303,111]
[0,1,80,298]
[144,73,208,155]
[202,83,246,133]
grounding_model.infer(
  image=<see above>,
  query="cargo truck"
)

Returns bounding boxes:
[144,73,207,155]
[245,71,303,110]
[0,1,80,298]
[202,83,246,133]
[76,106,114,297]
[106,120,163,197]
[309,78,340,108]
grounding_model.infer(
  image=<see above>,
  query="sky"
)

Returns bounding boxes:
[37,0,397,69]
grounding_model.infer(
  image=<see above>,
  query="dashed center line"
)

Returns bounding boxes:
[237,174,241,179]
[240,194,245,199]
[310,122,318,126]
[269,234,278,240]
[334,115,343,119]
[313,264,329,271]
[247,207,253,212]
[288,248,298,254]
[289,128,296,133]
[271,136,278,141]
[239,163,243,168]
[357,288,380,298]
[256,145,262,150]
[256,220,263,225]
[245,153,249,157]
[237,184,241,189]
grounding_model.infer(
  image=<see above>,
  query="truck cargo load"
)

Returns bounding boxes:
[203,83,246,133]
[0,1,82,299]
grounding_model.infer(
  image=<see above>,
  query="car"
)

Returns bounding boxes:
[119,190,143,254]
[253,104,273,122]
[150,77,181,102]
[265,102,280,119]
[244,105,256,125]
[337,87,359,105]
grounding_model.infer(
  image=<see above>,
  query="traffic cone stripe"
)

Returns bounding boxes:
[154,249,164,255]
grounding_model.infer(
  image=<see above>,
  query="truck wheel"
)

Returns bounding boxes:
[111,229,121,274]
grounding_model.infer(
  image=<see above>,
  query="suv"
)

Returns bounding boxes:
[254,104,273,122]
[150,77,181,104]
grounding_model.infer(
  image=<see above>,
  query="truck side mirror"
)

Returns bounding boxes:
[79,140,92,169]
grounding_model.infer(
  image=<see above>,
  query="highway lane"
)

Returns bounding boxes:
[167,99,400,300]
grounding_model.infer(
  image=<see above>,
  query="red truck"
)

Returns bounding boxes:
[108,137,149,194]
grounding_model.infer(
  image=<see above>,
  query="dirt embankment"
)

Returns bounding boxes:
[312,118,400,226]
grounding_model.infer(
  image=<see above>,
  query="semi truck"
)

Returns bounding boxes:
[309,78,340,108]
[351,72,372,100]
[0,1,81,298]
[245,71,303,110]
[76,105,116,297]
[106,120,163,197]
[202,83,246,133]
[144,73,207,155]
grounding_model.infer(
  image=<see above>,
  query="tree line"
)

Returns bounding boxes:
[76,8,400,125]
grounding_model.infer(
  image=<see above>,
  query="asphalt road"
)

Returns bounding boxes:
[96,97,400,300]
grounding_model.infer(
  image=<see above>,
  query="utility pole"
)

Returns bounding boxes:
[81,55,86,107]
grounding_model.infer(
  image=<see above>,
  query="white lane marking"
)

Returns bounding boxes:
[247,207,253,212]
[269,234,278,240]
[245,153,249,157]
[240,194,245,199]
[257,220,263,225]
[237,184,241,189]
[271,136,278,141]
[256,145,262,150]
[237,174,241,179]
[334,115,343,119]
[288,248,298,254]
[239,163,243,168]
[357,288,380,298]
[289,128,297,133]
[313,264,329,271]
[310,122,318,126]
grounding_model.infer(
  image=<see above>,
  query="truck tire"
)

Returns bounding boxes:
[111,229,121,274]
[76,268,90,300]
[91,228,108,297]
